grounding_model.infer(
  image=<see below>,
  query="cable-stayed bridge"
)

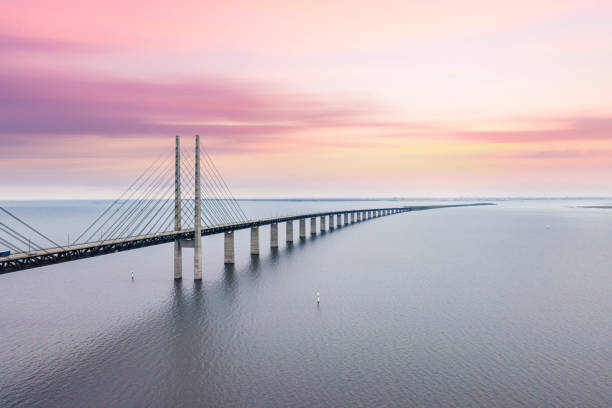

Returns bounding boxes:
[0,135,492,276]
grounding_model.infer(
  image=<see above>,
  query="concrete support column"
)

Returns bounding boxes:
[251,226,259,255]
[194,134,203,280]
[286,220,293,243]
[358,212,362,221]
[350,212,354,223]
[224,231,234,264]
[174,135,182,279]
[299,219,306,238]
[337,214,342,227]
[310,217,316,235]
[329,215,334,229]
[344,213,348,225]
[320,216,326,232]
[270,223,278,248]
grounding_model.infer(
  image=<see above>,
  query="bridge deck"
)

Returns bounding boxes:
[0,204,492,273]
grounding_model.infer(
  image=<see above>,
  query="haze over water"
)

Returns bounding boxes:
[1,200,611,407]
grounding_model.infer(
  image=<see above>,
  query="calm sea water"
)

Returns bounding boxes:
[1,200,611,407]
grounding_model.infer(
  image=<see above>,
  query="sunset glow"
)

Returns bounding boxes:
[2,0,612,198]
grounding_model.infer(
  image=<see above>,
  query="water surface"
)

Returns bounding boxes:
[1,200,611,407]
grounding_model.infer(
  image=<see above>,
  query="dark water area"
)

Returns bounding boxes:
[1,200,611,407]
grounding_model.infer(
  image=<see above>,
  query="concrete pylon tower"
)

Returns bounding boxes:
[174,135,182,279]
[193,135,203,280]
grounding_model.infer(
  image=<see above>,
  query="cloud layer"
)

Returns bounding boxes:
[1,0,612,198]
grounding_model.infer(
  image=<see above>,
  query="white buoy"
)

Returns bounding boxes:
[131,271,134,280]
[316,291,320,304]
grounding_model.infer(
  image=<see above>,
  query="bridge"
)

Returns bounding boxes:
[1,135,492,277]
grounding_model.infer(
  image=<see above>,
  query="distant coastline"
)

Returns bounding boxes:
[2,197,612,203]
[234,197,612,202]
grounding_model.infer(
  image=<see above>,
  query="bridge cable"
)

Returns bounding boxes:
[0,207,65,251]
[108,162,175,241]
[73,152,167,245]
[181,150,231,225]
[95,155,174,243]
[84,153,173,243]
[203,150,248,221]
[0,224,47,253]
[182,151,233,225]
[0,236,24,253]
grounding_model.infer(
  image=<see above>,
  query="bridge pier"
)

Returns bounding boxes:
[344,213,348,225]
[351,212,354,223]
[194,134,203,280]
[251,226,259,255]
[329,215,334,229]
[286,220,293,243]
[310,217,316,235]
[299,219,306,239]
[358,212,362,221]
[174,241,182,278]
[320,216,326,232]
[270,223,278,248]
[224,231,234,264]
[337,214,342,227]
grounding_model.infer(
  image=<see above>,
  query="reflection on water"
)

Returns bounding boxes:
[1,200,612,407]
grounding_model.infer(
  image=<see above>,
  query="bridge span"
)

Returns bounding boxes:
[0,204,490,275]
[0,135,492,276]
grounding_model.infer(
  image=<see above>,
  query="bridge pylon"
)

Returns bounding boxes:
[174,135,182,279]
[194,135,203,280]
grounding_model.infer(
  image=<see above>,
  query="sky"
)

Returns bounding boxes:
[1,0,612,199]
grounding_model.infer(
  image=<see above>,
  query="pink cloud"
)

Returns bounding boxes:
[454,117,612,143]
[0,34,97,53]
[0,65,382,144]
